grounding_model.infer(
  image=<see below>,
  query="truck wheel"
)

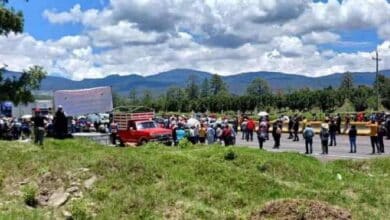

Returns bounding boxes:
[140,139,148,146]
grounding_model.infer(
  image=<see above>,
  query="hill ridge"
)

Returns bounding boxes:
[3,69,390,95]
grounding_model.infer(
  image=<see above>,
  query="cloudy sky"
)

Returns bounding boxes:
[2,0,390,80]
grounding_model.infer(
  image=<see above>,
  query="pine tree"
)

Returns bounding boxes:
[209,74,228,95]
[246,78,271,96]
[200,78,210,98]
[339,72,354,100]
[185,75,199,99]
[128,88,138,105]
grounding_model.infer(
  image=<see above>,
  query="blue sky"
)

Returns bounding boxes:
[2,0,390,79]
[9,0,107,40]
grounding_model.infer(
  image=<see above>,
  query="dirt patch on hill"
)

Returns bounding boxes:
[250,199,351,220]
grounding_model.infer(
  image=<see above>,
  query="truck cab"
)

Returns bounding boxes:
[114,111,172,146]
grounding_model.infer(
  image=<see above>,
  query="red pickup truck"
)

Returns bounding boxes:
[113,112,172,146]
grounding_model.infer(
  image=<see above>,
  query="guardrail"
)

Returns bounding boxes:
[241,121,373,136]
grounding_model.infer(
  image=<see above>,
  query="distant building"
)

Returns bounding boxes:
[12,100,53,118]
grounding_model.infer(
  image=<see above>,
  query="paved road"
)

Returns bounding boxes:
[235,132,389,160]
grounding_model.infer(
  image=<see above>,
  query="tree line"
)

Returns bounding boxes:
[113,72,390,113]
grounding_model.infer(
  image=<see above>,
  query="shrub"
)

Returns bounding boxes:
[22,184,38,207]
[178,139,193,149]
[70,199,89,220]
[224,150,237,161]
[257,162,271,173]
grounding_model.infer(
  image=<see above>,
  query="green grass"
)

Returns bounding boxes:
[0,139,389,219]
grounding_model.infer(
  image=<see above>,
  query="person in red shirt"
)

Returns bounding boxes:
[222,124,233,146]
[246,118,255,142]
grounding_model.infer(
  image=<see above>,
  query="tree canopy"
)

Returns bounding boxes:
[0,1,24,35]
[0,1,47,104]
[113,71,390,114]
[246,78,271,96]
[0,66,47,104]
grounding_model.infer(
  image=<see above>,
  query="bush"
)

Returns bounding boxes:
[178,139,193,149]
[70,199,89,220]
[22,184,38,207]
[224,150,237,161]
[257,162,271,173]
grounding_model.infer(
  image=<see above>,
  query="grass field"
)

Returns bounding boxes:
[0,139,389,219]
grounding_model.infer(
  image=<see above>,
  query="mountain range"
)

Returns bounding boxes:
[3,69,390,96]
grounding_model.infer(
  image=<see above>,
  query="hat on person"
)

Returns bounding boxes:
[58,105,63,109]
[321,123,329,129]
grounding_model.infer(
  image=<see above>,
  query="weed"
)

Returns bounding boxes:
[21,184,38,207]
[224,149,237,160]
[70,199,89,220]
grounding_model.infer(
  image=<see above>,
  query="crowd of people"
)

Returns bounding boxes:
[238,112,390,155]
[0,105,89,146]
[166,115,238,146]
[1,108,389,155]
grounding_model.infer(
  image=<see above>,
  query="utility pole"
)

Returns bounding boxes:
[372,49,381,111]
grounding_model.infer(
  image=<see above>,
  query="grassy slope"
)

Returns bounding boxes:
[0,139,389,219]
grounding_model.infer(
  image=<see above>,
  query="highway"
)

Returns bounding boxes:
[235,132,389,161]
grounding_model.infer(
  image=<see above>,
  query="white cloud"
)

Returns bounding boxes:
[89,21,165,48]
[302,32,340,44]
[43,4,83,24]
[1,0,390,80]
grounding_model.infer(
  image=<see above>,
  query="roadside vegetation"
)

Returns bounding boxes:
[115,72,390,115]
[0,139,389,219]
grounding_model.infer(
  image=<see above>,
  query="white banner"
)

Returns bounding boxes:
[54,87,113,116]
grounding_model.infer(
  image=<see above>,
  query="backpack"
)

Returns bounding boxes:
[322,129,329,140]
[305,129,314,138]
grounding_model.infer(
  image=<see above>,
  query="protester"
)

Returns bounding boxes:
[302,124,315,154]
[344,114,351,134]
[271,120,282,149]
[32,108,46,146]
[378,121,387,153]
[109,120,118,145]
[232,117,238,134]
[216,124,223,144]
[329,120,337,146]
[292,116,300,142]
[54,105,68,139]
[206,124,216,144]
[241,118,247,140]
[367,119,380,154]
[231,126,237,145]
[385,114,390,140]
[288,116,293,139]
[246,118,255,142]
[188,126,197,144]
[257,119,268,149]
[199,124,207,144]
[172,124,186,145]
[194,124,200,144]
[336,113,342,134]
[21,119,31,140]
[348,125,357,153]
[319,123,330,155]
[222,124,233,146]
